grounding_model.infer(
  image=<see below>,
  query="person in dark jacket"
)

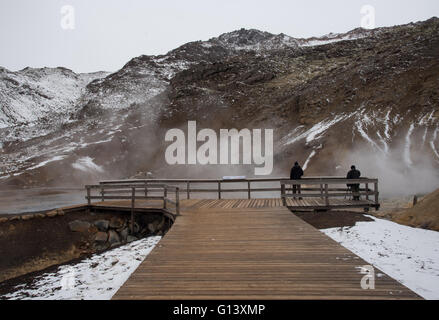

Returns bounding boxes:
[290,161,304,198]
[347,165,361,200]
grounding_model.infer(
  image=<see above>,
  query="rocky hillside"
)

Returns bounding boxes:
[0,67,107,128]
[1,18,439,196]
[390,188,439,231]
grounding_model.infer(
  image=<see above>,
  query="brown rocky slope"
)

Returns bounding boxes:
[390,188,439,231]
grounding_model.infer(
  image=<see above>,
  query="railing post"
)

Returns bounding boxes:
[144,182,148,198]
[320,184,324,199]
[325,184,329,206]
[101,187,104,202]
[247,180,251,199]
[374,182,379,208]
[187,181,190,199]
[365,183,369,200]
[131,187,135,234]
[176,187,180,215]
[164,186,168,209]
[86,186,91,214]
[86,186,91,206]
[218,181,221,199]
[281,183,286,206]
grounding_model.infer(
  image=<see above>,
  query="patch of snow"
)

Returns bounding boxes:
[78,137,113,148]
[393,114,401,125]
[303,150,316,171]
[200,42,213,48]
[322,217,439,300]
[430,127,439,160]
[26,155,66,171]
[422,127,428,146]
[300,32,368,47]
[279,126,305,146]
[404,124,415,166]
[384,109,391,140]
[2,236,161,300]
[284,114,352,146]
[419,111,434,126]
[376,131,389,154]
[72,156,104,173]
[356,117,384,153]
[0,67,107,128]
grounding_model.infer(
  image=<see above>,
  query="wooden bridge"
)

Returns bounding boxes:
[84,178,420,299]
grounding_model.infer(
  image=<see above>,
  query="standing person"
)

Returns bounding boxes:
[347,165,361,200]
[290,161,304,199]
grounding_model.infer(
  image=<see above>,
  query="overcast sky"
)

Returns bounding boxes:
[1,0,438,73]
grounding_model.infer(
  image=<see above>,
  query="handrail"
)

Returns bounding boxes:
[280,179,379,209]
[85,183,180,219]
[99,176,371,184]
[88,177,379,213]
[98,177,378,202]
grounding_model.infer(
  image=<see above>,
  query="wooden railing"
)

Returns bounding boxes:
[85,183,180,221]
[99,177,379,204]
[280,178,379,209]
[101,177,292,199]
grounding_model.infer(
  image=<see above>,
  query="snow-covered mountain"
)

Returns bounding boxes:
[0,67,107,129]
[1,17,439,194]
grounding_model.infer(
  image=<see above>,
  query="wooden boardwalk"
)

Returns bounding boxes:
[186,198,376,210]
[112,199,420,300]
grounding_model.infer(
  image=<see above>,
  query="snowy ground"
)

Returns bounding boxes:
[1,236,161,300]
[322,216,439,300]
[2,217,438,300]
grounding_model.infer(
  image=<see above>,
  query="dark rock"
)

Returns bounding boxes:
[147,221,159,233]
[21,214,34,221]
[94,220,109,232]
[95,243,110,251]
[120,227,129,242]
[109,216,124,229]
[148,218,165,233]
[94,231,108,242]
[140,227,149,236]
[68,220,91,232]
[420,221,431,229]
[157,217,165,231]
[133,222,140,234]
[88,225,98,234]
[108,230,121,244]
[46,210,58,218]
[127,235,138,243]
[110,242,121,248]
